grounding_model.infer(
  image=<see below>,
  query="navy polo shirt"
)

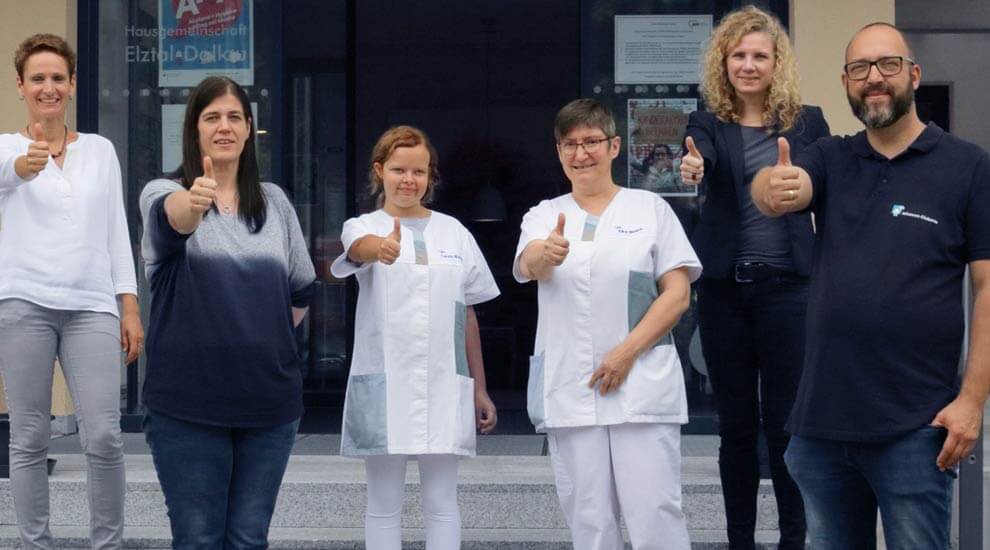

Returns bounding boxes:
[787,123,990,442]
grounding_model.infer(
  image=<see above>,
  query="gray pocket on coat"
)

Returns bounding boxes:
[341,373,388,455]
[454,301,469,377]
[628,270,672,347]
[527,354,546,427]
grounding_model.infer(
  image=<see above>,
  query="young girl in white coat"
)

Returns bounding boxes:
[330,125,499,550]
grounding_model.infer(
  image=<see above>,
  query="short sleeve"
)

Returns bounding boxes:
[794,138,829,214]
[653,196,702,282]
[462,230,500,305]
[512,199,555,283]
[330,214,376,278]
[139,179,189,266]
[966,152,990,262]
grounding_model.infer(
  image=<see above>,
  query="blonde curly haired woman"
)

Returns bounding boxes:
[678,6,830,549]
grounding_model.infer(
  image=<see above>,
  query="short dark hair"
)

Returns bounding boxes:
[14,34,76,79]
[554,98,616,141]
[174,76,266,233]
[845,22,915,61]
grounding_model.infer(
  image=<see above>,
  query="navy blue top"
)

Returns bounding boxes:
[684,106,830,279]
[139,180,317,427]
[788,124,990,441]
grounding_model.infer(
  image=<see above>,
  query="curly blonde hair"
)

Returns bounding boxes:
[701,6,801,132]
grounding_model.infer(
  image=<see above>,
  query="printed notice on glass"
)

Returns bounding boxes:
[627,98,698,197]
[162,102,257,172]
[158,0,254,87]
[614,15,712,84]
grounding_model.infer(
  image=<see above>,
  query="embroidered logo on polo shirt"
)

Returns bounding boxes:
[438,250,463,261]
[891,204,939,225]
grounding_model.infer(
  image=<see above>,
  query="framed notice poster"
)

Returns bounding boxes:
[627,98,697,197]
[614,15,712,84]
[158,0,255,87]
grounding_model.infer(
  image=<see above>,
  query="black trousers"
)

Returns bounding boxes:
[698,274,808,550]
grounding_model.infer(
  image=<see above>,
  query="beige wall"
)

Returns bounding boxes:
[791,0,896,136]
[0,0,76,131]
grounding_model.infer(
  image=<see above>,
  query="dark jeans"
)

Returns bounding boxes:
[698,275,808,550]
[785,428,954,550]
[143,409,299,550]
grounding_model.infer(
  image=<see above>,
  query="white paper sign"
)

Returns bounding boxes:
[614,15,712,84]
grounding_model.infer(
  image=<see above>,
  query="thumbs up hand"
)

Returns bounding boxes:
[378,216,402,265]
[24,123,51,177]
[189,156,217,215]
[680,136,704,185]
[764,137,802,214]
[543,213,569,266]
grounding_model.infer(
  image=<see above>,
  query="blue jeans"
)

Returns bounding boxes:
[784,427,954,550]
[143,409,299,550]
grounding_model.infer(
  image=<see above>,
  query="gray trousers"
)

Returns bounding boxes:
[0,299,125,550]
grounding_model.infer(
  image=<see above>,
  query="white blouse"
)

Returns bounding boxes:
[0,132,137,316]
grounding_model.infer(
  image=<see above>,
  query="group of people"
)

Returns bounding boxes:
[0,4,987,550]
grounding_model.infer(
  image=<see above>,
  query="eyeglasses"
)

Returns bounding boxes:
[843,56,915,81]
[558,136,614,155]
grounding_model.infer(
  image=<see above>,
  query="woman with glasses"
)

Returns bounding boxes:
[678,6,830,549]
[0,33,142,549]
[515,98,701,550]
[139,76,316,548]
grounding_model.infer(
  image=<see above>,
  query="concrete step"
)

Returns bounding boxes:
[0,455,780,533]
[0,526,785,549]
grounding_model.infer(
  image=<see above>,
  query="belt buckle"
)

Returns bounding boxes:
[734,262,755,283]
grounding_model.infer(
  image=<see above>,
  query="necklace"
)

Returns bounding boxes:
[214,192,238,215]
[26,124,69,158]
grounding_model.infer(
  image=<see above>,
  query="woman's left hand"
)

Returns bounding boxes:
[589,345,637,395]
[120,312,144,365]
[475,389,498,434]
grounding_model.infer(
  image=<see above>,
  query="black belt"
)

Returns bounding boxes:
[733,262,794,283]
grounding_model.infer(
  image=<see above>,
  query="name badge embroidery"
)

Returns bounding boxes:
[614,225,645,235]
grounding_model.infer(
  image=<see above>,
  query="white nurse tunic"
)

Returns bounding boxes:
[514,188,702,432]
[331,210,499,456]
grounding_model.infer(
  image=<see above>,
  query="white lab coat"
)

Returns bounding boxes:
[514,188,702,432]
[331,209,499,456]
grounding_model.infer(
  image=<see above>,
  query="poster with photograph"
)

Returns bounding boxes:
[614,15,712,84]
[627,98,698,197]
[158,0,254,87]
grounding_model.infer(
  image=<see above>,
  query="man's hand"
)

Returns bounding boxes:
[762,138,804,214]
[931,396,984,471]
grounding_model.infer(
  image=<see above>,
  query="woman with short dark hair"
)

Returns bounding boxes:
[0,33,142,550]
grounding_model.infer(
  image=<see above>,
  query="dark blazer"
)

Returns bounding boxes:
[684,105,830,280]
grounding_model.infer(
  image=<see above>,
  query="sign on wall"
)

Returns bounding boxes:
[158,0,255,87]
[627,98,698,197]
[614,15,712,85]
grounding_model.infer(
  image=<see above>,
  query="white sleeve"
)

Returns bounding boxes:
[462,230,500,305]
[653,197,702,282]
[330,214,375,278]
[512,199,555,283]
[105,141,138,296]
[0,139,29,191]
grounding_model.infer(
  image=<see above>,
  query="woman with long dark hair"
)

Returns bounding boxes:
[139,76,316,548]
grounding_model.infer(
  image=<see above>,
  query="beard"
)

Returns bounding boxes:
[847,81,914,129]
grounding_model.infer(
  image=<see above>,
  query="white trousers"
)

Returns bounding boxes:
[547,423,690,550]
[364,454,461,550]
